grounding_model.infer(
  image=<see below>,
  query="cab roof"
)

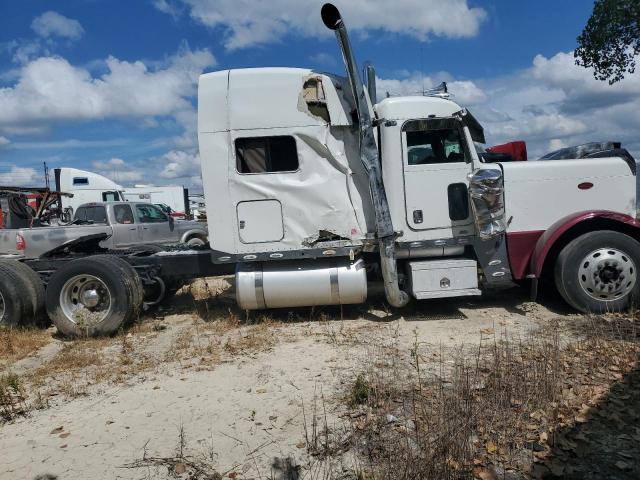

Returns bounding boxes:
[375,96,463,122]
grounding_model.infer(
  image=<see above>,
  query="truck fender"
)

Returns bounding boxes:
[529,210,640,278]
[180,229,208,244]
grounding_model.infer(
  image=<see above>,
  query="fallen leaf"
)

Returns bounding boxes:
[472,467,497,480]
[50,426,64,435]
[59,433,70,439]
[256,388,267,394]
[486,441,497,454]
[296,442,306,449]
[174,463,186,474]
[60,444,67,449]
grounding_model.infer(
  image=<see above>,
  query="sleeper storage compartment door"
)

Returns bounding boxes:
[237,200,284,243]
[408,259,481,300]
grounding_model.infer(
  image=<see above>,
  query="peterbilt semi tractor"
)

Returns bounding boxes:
[1,4,639,337]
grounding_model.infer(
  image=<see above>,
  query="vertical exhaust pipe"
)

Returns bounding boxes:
[363,62,377,105]
[321,3,409,308]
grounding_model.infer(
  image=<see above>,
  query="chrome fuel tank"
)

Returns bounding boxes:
[236,259,367,310]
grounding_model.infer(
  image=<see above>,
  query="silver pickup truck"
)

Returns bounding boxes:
[0,202,208,259]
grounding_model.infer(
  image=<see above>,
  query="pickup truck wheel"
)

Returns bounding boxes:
[0,263,30,327]
[186,236,206,247]
[0,260,47,326]
[46,255,143,337]
[555,230,640,313]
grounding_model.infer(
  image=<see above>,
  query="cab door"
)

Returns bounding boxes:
[402,124,474,237]
[111,204,138,246]
[134,203,172,243]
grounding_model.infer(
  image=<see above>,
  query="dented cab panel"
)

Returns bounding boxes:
[198,68,373,257]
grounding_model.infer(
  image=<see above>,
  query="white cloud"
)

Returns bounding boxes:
[153,0,182,19]
[0,136,9,148]
[159,150,201,179]
[92,157,144,184]
[161,0,486,50]
[376,73,487,105]
[0,45,215,129]
[475,51,640,157]
[0,166,39,186]
[31,11,85,40]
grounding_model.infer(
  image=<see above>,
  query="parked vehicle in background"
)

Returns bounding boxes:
[155,203,186,219]
[54,168,125,221]
[123,185,190,218]
[3,4,640,338]
[189,194,207,220]
[0,202,208,259]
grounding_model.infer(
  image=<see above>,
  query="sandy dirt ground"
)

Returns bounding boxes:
[0,279,575,480]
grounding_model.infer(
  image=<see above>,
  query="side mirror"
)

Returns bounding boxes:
[168,215,175,230]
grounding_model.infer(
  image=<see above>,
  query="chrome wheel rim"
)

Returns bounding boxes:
[578,248,636,301]
[60,274,112,325]
[0,290,5,322]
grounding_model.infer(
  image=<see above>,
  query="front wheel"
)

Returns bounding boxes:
[555,230,640,313]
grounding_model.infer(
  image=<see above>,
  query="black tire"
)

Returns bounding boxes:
[555,230,640,313]
[186,236,206,247]
[0,260,47,326]
[0,263,30,327]
[45,255,143,337]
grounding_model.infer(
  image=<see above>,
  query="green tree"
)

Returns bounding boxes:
[574,0,640,83]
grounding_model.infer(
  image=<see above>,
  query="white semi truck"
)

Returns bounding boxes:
[1,4,639,337]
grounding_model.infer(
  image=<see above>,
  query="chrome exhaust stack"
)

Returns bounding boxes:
[321,3,409,308]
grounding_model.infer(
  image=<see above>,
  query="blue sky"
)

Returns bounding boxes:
[1,0,637,190]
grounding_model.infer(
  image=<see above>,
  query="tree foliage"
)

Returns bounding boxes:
[575,0,640,84]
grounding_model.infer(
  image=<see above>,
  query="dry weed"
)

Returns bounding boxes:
[0,327,52,370]
[318,315,640,480]
[0,372,27,420]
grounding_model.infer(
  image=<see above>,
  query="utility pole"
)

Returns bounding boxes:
[44,162,50,189]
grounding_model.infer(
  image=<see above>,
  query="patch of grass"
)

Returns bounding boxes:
[350,374,370,407]
[0,327,52,370]
[223,320,279,356]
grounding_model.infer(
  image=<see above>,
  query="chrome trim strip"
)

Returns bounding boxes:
[329,267,340,303]
[254,269,266,309]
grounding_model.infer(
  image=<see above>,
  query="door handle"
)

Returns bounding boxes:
[413,210,423,224]
[239,220,246,229]
[128,227,136,231]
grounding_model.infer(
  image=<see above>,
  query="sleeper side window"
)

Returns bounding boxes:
[406,129,466,165]
[73,177,89,185]
[235,136,299,174]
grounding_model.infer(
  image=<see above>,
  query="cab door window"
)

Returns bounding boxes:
[136,204,168,223]
[406,128,466,165]
[114,204,134,224]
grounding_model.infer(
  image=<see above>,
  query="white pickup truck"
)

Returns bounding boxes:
[0,201,208,259]
[1,3,639,338]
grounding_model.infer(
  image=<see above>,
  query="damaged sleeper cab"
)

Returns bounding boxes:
[198,68,374,308]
